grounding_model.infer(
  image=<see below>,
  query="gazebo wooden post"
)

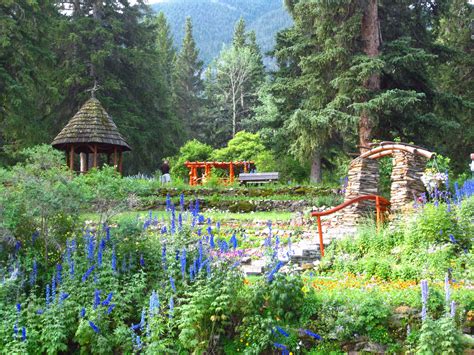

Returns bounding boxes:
[229,162,234,184]
[93,144,98,168]
[113,147,118,172]
[69,145,75,171]
[118,151,123,175]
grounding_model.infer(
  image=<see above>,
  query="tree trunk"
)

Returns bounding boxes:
[359,0,381,153]
[310,150,322,184]
[232,92,237,137]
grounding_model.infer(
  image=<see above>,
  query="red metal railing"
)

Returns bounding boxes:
[310,195,390,257]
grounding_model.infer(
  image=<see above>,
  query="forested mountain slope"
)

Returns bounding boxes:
[151,0,292,63]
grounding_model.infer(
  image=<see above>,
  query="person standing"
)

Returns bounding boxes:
[160,160,171,184]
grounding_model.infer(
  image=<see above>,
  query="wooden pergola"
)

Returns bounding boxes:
[51,97,131,174]
[185,161,253,186]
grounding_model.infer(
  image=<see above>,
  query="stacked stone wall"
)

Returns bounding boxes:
[390,151,428,212]
[341,157,380,229]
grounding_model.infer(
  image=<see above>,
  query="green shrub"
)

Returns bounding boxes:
[170,139,213,179]
[211,131,265,162]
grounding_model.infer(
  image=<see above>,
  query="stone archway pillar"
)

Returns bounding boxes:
[390,151,428,212]
[340,157,380,228]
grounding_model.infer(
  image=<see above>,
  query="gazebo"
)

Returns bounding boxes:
[51,97,131,174]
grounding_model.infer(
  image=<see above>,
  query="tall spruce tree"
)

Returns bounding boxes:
[173,17,204,140]
[260,0,464,182]
[0,0,60,165]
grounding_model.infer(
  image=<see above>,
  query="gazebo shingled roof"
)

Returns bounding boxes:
[52,97,131,153]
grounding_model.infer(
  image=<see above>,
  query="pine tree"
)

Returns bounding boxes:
[173,17,204,140]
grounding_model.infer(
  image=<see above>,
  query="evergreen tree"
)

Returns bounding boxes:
[154,12,177,89]
[0,0,60,165]
[233,18,246,49]
[261,0,466,182]
[173,17,204,140]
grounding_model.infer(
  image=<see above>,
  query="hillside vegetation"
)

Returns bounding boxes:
[151,0,292,63]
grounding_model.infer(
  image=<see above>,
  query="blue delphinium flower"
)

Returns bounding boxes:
[180,192,185,211]
[162,244,167,269]
[230,233,237,250]
[82,265,95,282]
[149,290,160,317]
[219,240,229,253]
[59,293,69,305]
[30,259,37,285]
[102,292,113,306]
[21,327,26,341]
[166,193,171,211]
[445,274,451,304]
[106,304,115,315]
[140,308,146,331]
[70,259,75,278]
[180,248,187,279]
[198,214,205,223]
[449,234,458,244]
[51,276,56,303]
[178,213,183,230]
[140,254,145,267]
[134,335,142,350]
[450,300,456,317]
[16,303,21,313]
[111,247,117,273]
[216,221,220,231]
[97,241,103,267]
[169,296,174,318]
[267,261,283,283]
[56,263,62,284]
[170,276,176,292]
[194,199,200,215]
[87,234,95,263]
[13,323,18,336]
[89,321,100,333]
[302,329,322,340]
[421,279,429,321]
[105,225,111,242]
[80,308,86,318]
[276,326,289,337]
[94,289,101,309]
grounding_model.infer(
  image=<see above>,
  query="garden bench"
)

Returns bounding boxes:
[238,172,279,185]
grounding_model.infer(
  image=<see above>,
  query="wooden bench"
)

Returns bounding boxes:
[238,172,279,185]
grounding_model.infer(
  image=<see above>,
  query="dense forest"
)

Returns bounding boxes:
[0,0,473,178]
[151,0,292,64]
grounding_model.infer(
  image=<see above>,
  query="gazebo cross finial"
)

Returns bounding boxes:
[87,80,101,98]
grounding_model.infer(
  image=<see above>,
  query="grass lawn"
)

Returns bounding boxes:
[82,209,296,223]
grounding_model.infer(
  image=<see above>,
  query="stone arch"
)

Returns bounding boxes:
[343,142,435,225]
